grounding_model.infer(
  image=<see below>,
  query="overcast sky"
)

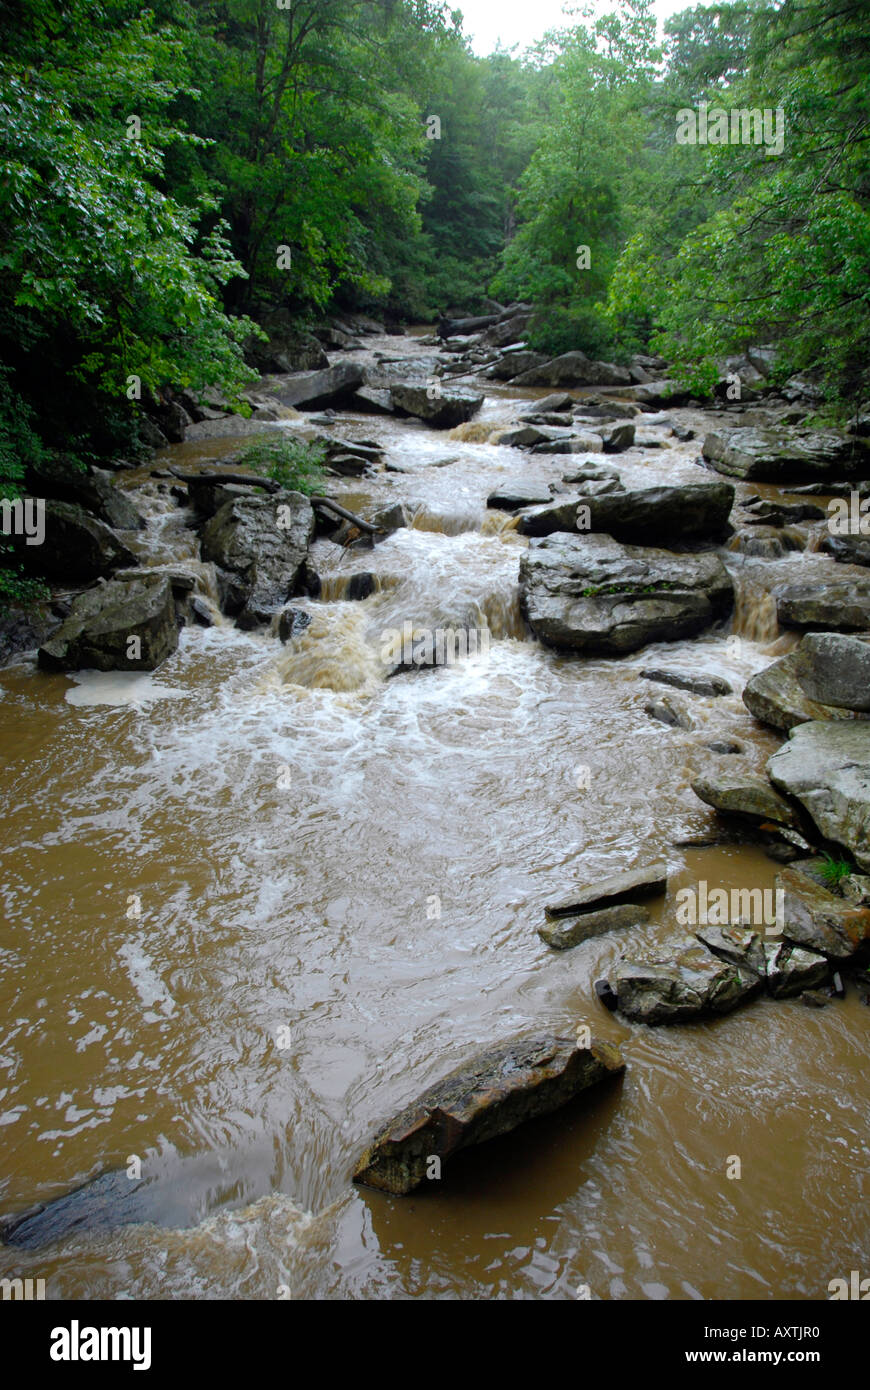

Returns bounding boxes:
[455,0,695,55]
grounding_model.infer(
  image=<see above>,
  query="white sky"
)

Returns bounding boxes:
[455,0,695,55]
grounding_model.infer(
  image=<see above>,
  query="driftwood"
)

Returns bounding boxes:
[167,466,280,492]
[310,496,381,534]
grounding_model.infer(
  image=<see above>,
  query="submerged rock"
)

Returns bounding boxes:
[486,484,553,511]
[645,694,695,730]
[38,574,178,671]
[539,903,650,950]
[768,722,870,872]
[519,532,733,655]
[352,1033,625,1195]
[641,668,732,697]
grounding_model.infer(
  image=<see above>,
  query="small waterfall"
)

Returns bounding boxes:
[731,574,779,644]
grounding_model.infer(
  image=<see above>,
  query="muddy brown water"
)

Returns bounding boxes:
[1,333,867,1299]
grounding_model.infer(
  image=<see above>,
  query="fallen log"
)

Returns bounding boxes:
[310,496,381,534]
[167,466,279,492]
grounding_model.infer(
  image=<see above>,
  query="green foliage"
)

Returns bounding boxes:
[819,854,853,887]
[238,435,326,496]
[526,303,622,360]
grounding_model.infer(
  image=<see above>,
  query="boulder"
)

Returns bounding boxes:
[702,428,864,482]
[596,423,635,452]
[517,482,734,544]
[20,501,136,583]
[544,861,668,920]
[269,361,366,410]
[641,668,732,697]
[528,433,604,455]
[538,903,649,950]
[200,492,315,619]
[38,574,178,671]
[486,351,549,381]
[792,633,870,711]
[774,867,870,961]
[561,464,623,486]
[496,424,572,449]
[742,499,825,526]
[743,651,868,731]
[350,387,394,415]
[352,1033,625,1194]
[692,773,798,827]
[277,607,312,643]
[389,383,484,429]
[511,353,632,389]
[533,392,576,413]
[768,722,870,872]
[763,941,830,998]
[610,942,761,1024]
[775,578,870,631]
[26,463,144,531]
[519,532,733,655]
[372,502,414,533]
[186,479,268,518]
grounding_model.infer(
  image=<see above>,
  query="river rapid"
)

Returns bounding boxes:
[1,330,867,1300]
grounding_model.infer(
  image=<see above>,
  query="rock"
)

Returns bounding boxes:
[533,392,576,413]
[486,485,553,511]
[539,903,649,950]
[486,351,550,380]
[190,596,214,627]
[269,361,366,410]
[496,424,572,448]
[344,572,377,601]
[389,383,484,429]
[743,651,868,731]
[352,1033,625,1194]
[372,502,414,533]
[792,633,870,710]
[820,533,870,567]
[186,478,268,518]
[519,532,733,654]
[528,433,604,455]
[799,988,832,1007]
[350,387,394,415]
[511,353,633,389]
[763,941,830,998]
[627,381,692,406]
[19,501,136,583]
[38,574,178,671]
[611,942,761,1023]
[697,923,766,976]
[596,423,635,452]
[26,462,144,531]
[702,428,865,482]
[776,579,870,631]
[561,464,622,486]
[641,668,732,697]
[703,740,745,755]
[544,861,668,919]
[594,979,619,1010]
[692,773,798,827]
[645,695,695,730]
[742,500,826,526]
[841,874,870,906]
[774,867,870,960]
[326,453,370,478]
[576,399,640,421]
[200,492,315,619]
[277,607,312,643]
[518,482,734,545]
[768,722,870,873]
[479,310,534,348]
[515,499,585,536]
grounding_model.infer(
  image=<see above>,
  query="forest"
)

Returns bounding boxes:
[1,0,868,599]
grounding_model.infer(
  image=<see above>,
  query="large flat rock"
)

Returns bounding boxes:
[352,1033,625,1194]
[544,861,668,919]
[775,578,870,631]
[510,352,632,388]
[517,481,734,544]
[268,361,365,410]
[692,773,798,826]
[389,383,483,428]
[768,722,870,872]
[519,532,733,654]
[702,427,864,482]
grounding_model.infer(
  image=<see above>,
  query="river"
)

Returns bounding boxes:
[0,330,867,1300]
